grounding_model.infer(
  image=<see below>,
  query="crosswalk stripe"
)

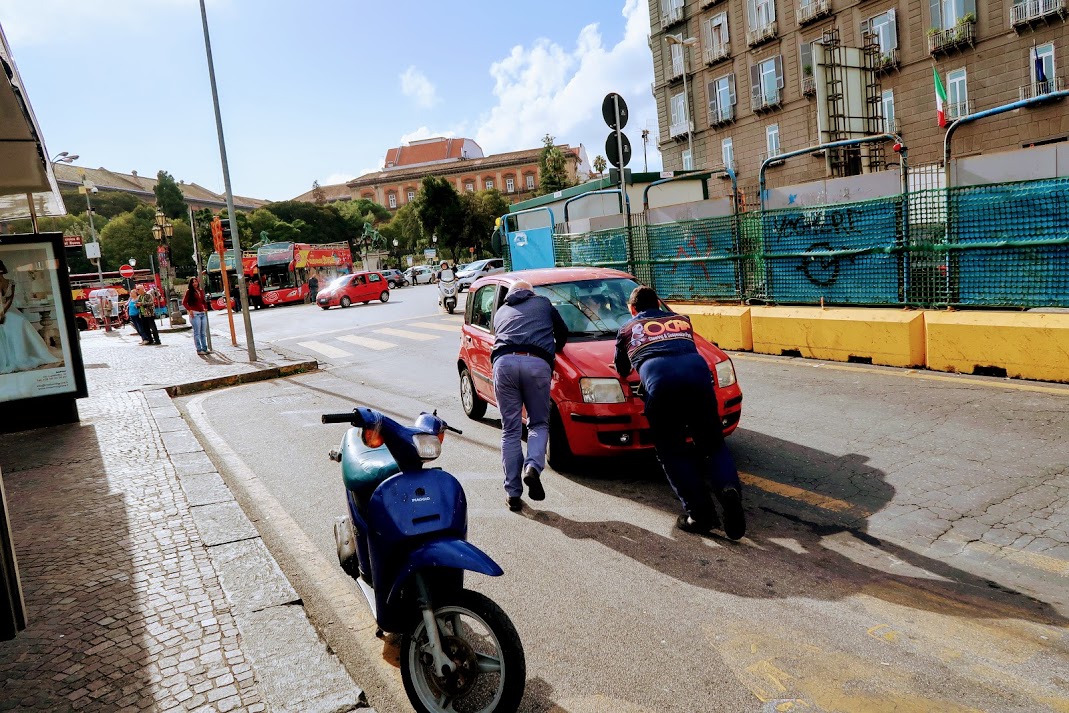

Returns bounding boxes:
[408,321,461,332]
[297,341,351,358]
[337,334,396,350]
[374,327,439,341]
[441,315,464,322]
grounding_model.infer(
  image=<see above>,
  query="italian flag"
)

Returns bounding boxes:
[934,67,948,128]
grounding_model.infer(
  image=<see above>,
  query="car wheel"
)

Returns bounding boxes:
[340,296,351,308]
[547,406,575,473]
[380,291,390,303]
[459,367,487,420]
[388,281,397,289]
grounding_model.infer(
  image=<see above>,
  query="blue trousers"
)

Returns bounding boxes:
[191,312,208,352]
[641,353,741,522]
[492,354,552,498]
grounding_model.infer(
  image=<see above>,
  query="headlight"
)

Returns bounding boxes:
[714,359,737,388]
[412,433,442,461]
[580,378,626,404]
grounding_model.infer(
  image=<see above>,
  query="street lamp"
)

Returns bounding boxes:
[153,209,186,326]
[665,35,697,170]
[50,152,79,164]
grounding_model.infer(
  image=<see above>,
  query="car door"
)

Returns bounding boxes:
[462,281,504,402]
[366,272,384,299]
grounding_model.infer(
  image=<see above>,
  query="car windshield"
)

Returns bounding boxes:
[465,260,489,272]
[457,263,473,272]
[327,275,349,289]
[533,277,639,339]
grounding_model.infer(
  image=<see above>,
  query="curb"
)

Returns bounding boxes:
[165,361,319,398]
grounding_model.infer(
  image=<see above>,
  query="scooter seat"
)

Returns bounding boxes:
[340,430,401,502]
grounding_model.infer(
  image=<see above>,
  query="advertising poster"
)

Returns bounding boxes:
[0,236,86,404]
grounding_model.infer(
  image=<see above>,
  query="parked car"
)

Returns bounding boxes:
[380,269,408,288]
[456,258,505,291]
[457,267,742,469]
[404,265,436,285]
[317,271,390,309]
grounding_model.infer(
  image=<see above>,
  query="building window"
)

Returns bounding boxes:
[407,190,415,202]
[703,13,729,61]
[388,193,397,209]
[669,33,685,78]
[1032,43,1055,87]
[708,74,736,124]
[750,56,783,110]
[766,124,780,157]
[525,174,535,190]
[721,137,734,171]
[682,148,693,170]
[937,0,975,30]
[947,67,968,119]
[747,0,776,32]
[465,182,474,192]
[670,91,690,137]
[882,90,895,132]
[861,9,898,62]
[485,179,494,190]
[506,177,515,193]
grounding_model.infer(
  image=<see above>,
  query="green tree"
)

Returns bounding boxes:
[98,204,159,274]
[415,176,464,261]
[380,203,424,265]
[263,201,349,244]
[458,189,510,260]
[61,189,144,220]
[537,133,572,196]
[153,170,187,219]
[592,155,607,176]
[311,180,327,205]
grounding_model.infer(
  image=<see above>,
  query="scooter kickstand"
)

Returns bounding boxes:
[414,575,454,677]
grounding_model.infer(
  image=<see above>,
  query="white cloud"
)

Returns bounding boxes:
[399,126,456,144]
[400,66,439,109]
[474,0,662,171]
[322,172,356,186]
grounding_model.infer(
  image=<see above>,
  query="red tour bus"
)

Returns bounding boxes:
[258,241,352,306]
[70,270,162,330]
[205,249,257,310]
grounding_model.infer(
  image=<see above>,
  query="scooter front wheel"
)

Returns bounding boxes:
[401,589,525,713]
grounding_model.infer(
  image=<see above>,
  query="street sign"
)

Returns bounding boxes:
[63,235,83,248]
[85,242,101,260]
[157,245,170,269]
[601,93,629,130]
[605,131,632,169]
[119,264,135,279]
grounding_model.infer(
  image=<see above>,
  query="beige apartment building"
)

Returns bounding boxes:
[648,0,1068,198]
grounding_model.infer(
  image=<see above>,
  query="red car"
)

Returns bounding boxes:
[457,267,743,468]
[317,271,391,309]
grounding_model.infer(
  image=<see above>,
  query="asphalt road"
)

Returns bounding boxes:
[179,286,1069,713]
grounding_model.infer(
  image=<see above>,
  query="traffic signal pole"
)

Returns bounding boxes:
[199,0,256,361]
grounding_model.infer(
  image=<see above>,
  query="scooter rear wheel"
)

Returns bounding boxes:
[401,588,525,713]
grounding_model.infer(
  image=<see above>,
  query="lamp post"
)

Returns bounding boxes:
[665,35,697,170]
[48,153,79,231]
[152,209,186,326]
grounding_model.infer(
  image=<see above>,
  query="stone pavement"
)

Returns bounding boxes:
[0,324,371,712]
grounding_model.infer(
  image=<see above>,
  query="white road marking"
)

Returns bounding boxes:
[408,321,460,332]
[441,315,464,322]
[374,327,439,341]
[337,334,395,351]
[296,341,351,358]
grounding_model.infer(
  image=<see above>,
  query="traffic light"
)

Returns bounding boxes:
[221,219,233,250]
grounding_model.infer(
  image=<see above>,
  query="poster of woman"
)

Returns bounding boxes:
[0,240,81,404]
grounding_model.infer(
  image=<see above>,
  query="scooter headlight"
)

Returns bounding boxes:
[714,359,737,388]
[412,432,443,461]
[579,378,626,404]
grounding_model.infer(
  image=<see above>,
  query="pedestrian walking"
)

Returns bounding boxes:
[307,274,319,303]
[491,280,568,511]
[248,273,263,309]
[182,276,210,355]
[127,287,147,343]
[614,285,745,539]
[137,288,161,345]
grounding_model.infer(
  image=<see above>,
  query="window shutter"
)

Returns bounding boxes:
[887,9,899,49]
[801,41,813,70]
[729,73,737,105]
[719,13,730,42]
[775,55,784,89]
[750,64,762,103]
[747,0,757,30]
[929,0,942,30]
[768,0,777,23]
[708,80,718,118]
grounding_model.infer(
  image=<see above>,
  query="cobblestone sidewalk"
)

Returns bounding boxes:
[0,326,365,712]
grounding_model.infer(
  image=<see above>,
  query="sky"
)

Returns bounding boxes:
[1,0,664,202]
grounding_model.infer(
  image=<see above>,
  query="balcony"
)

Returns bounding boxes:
[661,3,685,30]
[709,103,735,126]
[873,48,900,72]
[928,18,976,55]
[1019,76,1066,100]
[945,100,973,121]
[747,20,778,47]
[668,62,684,81]
[798,0,832,26]
[882,117,899,134]
[669,119,694,140]
[700,0,725,8]
[712,160,736,176]
[752,87,782,113]
[802,75,816,96]
[703,43,730,65]
[1011,0,1068,29]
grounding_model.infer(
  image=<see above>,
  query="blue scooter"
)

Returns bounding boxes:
[322,407,526,713]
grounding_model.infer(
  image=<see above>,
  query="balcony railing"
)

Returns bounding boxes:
[669,119,693,139]
[945,99,973,121]
[703,43,730,65]
[751,87,782,112]
[1019,76,1066,100]
[882,117,899,134]
[668,62,684,81]
[1011,0,1068,27]
[798,0,832,25]
[873,48,900,72]
[661,3,685,30]
[709,103,735,126]
[802,75,815,96]
[747,20,778,47]
[928,19,976,55]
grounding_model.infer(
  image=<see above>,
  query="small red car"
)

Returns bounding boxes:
[317,271,391,309]
[457,267,742,468]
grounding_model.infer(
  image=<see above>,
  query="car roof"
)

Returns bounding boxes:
[474,267,634,289]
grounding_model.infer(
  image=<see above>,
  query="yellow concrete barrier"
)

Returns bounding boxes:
[925,311,1069,383]
[750,306,926,367]
[670,304,752,351]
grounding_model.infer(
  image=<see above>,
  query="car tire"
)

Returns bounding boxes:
[340,296,351,308]
[546,406,575,473]
[459,367,487,420]
[388,281,397,289]
[380,291,389,303]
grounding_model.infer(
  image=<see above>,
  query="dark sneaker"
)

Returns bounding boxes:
[717,488,746,540]
[506,496,523,512]
[522,465,546,501]
[676,514,713,534]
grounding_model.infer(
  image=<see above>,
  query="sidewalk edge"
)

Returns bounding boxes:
[166,360,319,398]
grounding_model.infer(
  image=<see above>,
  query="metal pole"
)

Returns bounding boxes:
[84,186,110,332]
[613,94,635,275]
[199,0,256,361]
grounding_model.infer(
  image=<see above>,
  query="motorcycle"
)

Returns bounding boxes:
[438,268,458,314]
[322,406,526,713]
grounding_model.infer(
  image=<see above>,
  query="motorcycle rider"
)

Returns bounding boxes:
[613,285,746,540]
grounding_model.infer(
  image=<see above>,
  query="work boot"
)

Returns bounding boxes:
[716,487,746,540]
[522,465,545,501]
[506,496,523,512]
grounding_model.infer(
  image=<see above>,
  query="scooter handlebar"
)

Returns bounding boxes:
[321,410,365,426]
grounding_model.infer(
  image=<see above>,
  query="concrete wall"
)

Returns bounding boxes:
[952,144,1069,186]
